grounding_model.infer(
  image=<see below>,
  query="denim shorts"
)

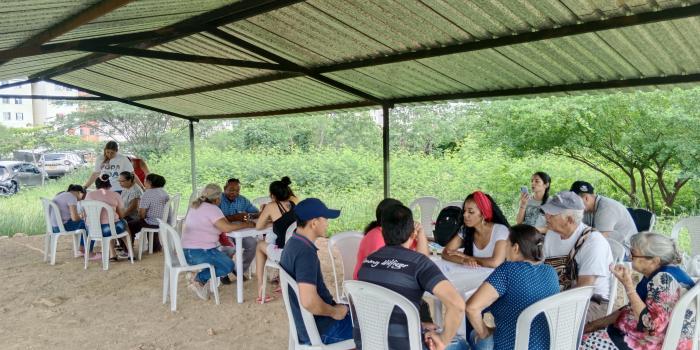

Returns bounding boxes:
[100,219,127,237]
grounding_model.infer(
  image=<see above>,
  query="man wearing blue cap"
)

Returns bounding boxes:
[279,198,352,345]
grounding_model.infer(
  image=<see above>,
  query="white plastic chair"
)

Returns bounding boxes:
[261,222,297,304]
[40,197,85,265]
[168,193,181,227]
[81,200,134,270]
[442,201,464,209]
[137,197,172,260]
[662,283,700,350]
[279,267,355,350]
[606,238,625,315]
[408,196,441,239]
[344,280,423,350]
[252,196,271,210]
[513,286,594,350]
[177,188,202,236]
[672,216,700,259]
[327,231,363,301]
[159,220,220,312]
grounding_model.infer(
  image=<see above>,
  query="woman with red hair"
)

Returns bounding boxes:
[442,191,511,268]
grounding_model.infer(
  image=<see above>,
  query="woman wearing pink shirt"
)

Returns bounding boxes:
[84,174,129,261]
[181,184,254,300]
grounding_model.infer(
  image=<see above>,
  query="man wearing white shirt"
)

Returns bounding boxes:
[541,191,614,322]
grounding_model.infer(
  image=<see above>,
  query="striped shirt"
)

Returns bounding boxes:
[356,245,446,350]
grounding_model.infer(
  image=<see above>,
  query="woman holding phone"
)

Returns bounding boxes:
[515,172,550,233]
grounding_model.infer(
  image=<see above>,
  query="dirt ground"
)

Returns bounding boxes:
[0,234,345,350]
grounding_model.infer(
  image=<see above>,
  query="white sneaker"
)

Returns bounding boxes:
[188,282,210,300]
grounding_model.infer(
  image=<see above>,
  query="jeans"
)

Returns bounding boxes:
[469,330,494,350]
[318,313,353,345]
[183,248,235,284]
[52,219,85,233]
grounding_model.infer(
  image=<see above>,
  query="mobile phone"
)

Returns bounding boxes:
[520,186,529,194]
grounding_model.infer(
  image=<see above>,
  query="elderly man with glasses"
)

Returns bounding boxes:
[541,191,614,322]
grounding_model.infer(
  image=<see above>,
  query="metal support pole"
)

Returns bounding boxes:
[382,104,390,198]
[189,120,197,195]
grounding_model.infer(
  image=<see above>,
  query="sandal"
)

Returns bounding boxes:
[88,253,103,261]
[273,286,282,294]
[256,295,275,304]
[109,257,119,262]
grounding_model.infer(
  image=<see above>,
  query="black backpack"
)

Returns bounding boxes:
[273,202,296,249]
[433,206,463,246]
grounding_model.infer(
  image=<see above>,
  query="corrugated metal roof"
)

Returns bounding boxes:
[0,0,698,120]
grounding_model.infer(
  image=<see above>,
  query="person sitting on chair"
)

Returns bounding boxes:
[581,232,696,350]
[219,178,258,277]
[130,173,169,252]
[51,184,87,254]
[279,198,353,345]
[570,181,637,244]
[357,203,467,350]
[442,191,510,268]
[84,174,130,261]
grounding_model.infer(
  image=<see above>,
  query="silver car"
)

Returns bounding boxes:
[0,161,48,193]
[39,152,82,178]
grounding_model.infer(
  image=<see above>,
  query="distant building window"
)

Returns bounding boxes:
[1,98,8,104]
[15,112,23,121]
[2,112,10,120]
[14,98,21,104]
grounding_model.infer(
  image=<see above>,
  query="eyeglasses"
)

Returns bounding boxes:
[630,254,654,260]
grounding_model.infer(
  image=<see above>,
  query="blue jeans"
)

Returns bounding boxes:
[421,335,470,350]
[469,330,494,350]
[317,313,353,345]
[183,248,235,284]
[77,219,127,252]
[52,219,85,233]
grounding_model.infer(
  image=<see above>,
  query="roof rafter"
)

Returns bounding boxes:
[0,94,111,101]
[76,46,302,71]
[194,73,700,119]
[125,3,700,100]
[27,0,305,81]
[45,78,197,121]
[0,0,132,66]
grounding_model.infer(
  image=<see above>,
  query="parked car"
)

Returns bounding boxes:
[0,161,47,195]
[38,152,83,178]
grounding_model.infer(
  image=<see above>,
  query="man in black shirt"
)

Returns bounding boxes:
[357,204,467,350]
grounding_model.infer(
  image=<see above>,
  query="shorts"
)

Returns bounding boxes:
[266,243,283,263]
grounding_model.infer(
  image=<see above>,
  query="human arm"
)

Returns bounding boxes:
[471,239,507,268]
[465,282,498,340]
[414,222,430,257]
[68,204,81,222]
[214,217,254,232]
[255,204,273,230]
[610,264,646,318]
[584,310,621,332]
[124,197,139,218]
[431,280,466,346]
[298,283,348,320]
[84,172,98,189]
[441,234,477,266]
[515,193,528,224]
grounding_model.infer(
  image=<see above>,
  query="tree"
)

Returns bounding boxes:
[54,101,188,158]
[477,89,700,212]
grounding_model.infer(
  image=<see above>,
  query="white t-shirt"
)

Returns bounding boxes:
[93,154,133,192]
[584,195,637,244]
[544,223,613,299]
[459,223,510,258]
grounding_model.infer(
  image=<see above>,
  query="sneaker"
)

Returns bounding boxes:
[116,250,129,259]
[220,275,232,285]
[188,282,209,301]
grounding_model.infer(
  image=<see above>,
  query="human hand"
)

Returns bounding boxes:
[519,192,529,207]
[609,264,633,288]
[461,256,479,267]
[424,331,446,350]
[331,304,348,320]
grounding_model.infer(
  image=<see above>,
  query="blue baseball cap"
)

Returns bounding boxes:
[295,198,341,221]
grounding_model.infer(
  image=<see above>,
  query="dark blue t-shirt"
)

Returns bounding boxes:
[279,232,337,344]
[486,261,559,350]
[356,245,447,350]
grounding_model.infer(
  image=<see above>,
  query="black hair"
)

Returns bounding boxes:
[104,141,118,151]
[281,176,296,198]
[225,178,240,187]
[270,177,293,201]
[119,171,134,182]
[296,215,309,229]
[67,184,86,195]
[380,204,415,246]
[146,173,166,188]
[364,198,403,234]
[533,171,552,205]
[95,174,111,189]
[508,224,545,261]
[461,192,510,255]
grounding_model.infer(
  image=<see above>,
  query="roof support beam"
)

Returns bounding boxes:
[193,73,700,119]
[45,79,197,121]
[27,0,305,81]
[0,94,111,101]
[0,78,42,90]
[76,46,301,71]
[0,0,132,66]
[127,4,700,100]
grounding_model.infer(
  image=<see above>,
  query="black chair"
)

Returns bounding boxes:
[627,208,656,232]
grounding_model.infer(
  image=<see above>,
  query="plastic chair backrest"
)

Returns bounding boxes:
[662,283,700,350]
[285,222,297,243]
[328,231,363,299]
[40,197,66,233]
[168,193,181,226]
[606,238,625,315]
[252,196,271,210]
[514,286,594,350]
[81,200,117,239]
[344,280,423,350]
[184,187,203,218]
[408,196,441,238]
[158,220,189,268]
[672,217,700,256]
[607,238,625,263]
[279,267,323,346]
